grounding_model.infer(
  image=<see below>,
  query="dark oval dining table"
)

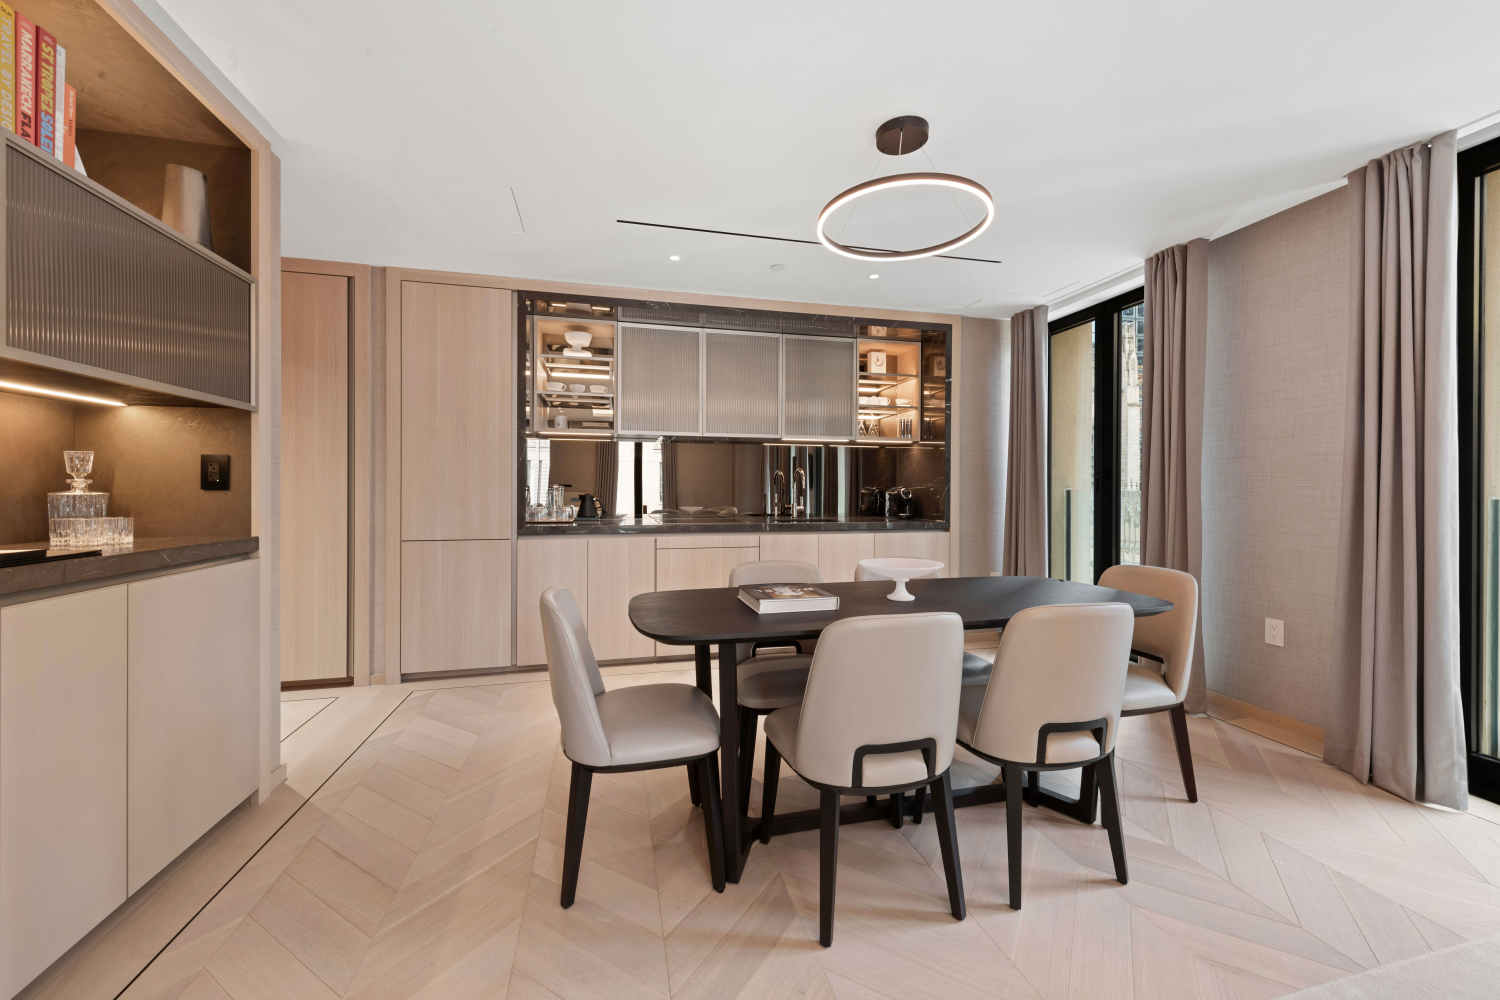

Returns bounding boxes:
[628,574,1173,883]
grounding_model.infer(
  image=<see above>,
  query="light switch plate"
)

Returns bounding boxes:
[1265,617,1285,647]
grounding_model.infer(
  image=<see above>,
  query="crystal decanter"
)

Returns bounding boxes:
[47,451,109,523]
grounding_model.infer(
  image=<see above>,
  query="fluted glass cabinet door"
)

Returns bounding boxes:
[705,331,781,436]
[617,324,703,435]
[783,335,856,439]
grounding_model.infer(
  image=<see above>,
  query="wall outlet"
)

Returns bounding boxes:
[201,454,230,491]
[1265,618,1285,647]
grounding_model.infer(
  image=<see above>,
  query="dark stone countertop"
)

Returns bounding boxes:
[0,536,259,598]
[519,514,947,537]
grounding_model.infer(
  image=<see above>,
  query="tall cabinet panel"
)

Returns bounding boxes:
[617,324,702,435]
[784,335,856,439]
[401,282,512,539]
[281,270,350,682]
[402,541,512,675]
[704,331,780,436]
[0,587,128,1000]
[127,560,260,894]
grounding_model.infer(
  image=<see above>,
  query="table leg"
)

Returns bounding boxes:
[717,641,747,882]
[686,645,714,808]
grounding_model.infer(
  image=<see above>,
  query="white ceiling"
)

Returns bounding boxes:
[157,0,1500,319]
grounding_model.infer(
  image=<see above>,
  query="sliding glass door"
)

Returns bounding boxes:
[1460,135,1500,802]
[1048,288,1144,582]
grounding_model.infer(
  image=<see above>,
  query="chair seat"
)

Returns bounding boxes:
[1122,661,1177,713]
[961,650,993,685]
[737,664,810,711]
[739,651,813,681]
[764,703,930,788]
[595,683,720,766]
[956,684,1104,765]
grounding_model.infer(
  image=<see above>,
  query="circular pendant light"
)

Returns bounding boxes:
[816,116,993,262]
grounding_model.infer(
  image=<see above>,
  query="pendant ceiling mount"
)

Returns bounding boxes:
[817,116,993,262]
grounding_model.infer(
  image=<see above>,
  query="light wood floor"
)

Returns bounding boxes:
[30,662,1500,1000]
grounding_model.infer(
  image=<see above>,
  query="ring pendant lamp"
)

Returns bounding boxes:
[817,116,993,262]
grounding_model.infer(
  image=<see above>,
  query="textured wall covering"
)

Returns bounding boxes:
[0,390,76,543]
[959,318,1009,576]
[1203,187,1349,727]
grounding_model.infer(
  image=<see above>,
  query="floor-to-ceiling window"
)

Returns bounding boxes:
[1048,288,1144,582]
[1460,135,1500,802]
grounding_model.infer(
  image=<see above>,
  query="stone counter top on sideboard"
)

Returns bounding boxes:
[518,514,947,537]
[0,537,259,598]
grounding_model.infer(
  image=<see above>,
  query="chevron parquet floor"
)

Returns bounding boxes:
[117,664,1500,1000]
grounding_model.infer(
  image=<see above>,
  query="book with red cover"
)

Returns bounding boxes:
[14,12,33,143]
[35,25,55,154]
[62,83,75,167]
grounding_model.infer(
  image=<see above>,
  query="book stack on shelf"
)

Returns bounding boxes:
[1,3,82,173]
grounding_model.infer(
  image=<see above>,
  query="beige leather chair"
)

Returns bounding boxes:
[727,560,823,815]
[957,602,1133,910]
[1097,564,1200,801]
[854,562,993,685]
[540,587,725,906]
[760,612,967,946]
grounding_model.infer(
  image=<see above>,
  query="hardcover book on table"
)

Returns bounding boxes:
[0,4,16,134]
[738,583,840,614]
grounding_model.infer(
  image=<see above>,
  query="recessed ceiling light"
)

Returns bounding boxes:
[869,274,879,280]
[669,255,680,261]
[770,264,785,271]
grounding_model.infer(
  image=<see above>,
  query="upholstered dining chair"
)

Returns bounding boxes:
[854,561,995,687]
[1096,564,1200,801]
[539,587,725,907]
[957,602,1134,910]
[726,559,823,815]
[759,612,967,946]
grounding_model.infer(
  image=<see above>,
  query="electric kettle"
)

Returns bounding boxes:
[577,494,607,519]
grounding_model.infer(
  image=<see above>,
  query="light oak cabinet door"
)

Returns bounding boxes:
[873,531,951,572]
[758,533,820,567]
[281,270,350,682]
[655,543,759,656]
[127,560,260,894]
[587,537,657,661]
[401,282,512,540]
[817,532,875,582]
[1,586,128,999]
[516,539,588,667]
[402,540,512,675]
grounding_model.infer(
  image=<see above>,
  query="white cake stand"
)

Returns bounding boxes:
[857,558,945,601]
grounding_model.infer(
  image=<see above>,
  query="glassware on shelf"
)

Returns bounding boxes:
[49,516,134,548]
[48,450,111,535]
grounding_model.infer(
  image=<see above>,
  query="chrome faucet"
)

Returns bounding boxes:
[771,469,786,515]
[792,466,807,517]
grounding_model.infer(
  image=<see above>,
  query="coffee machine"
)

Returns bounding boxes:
[884,486,917,519]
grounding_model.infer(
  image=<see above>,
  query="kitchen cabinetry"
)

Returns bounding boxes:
[704,331,781,436]
[817,532,875,582]
[0,586,128,1000]
[617,323,702,435]
[784,335,857,439]
[655,539,759,655]
[587,537,658,661]
[401,540,512,675]
[127,559,260,893]
[516,538,589,666]
[874,531,952,570]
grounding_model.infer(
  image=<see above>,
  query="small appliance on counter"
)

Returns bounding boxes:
[576,494,608,519]
[859,486,885,516]
[885,486,917,519]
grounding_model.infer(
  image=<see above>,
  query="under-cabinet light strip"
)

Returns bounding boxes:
[0,379,126,406]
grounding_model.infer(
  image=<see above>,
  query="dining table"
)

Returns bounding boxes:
[627,573,1174,883]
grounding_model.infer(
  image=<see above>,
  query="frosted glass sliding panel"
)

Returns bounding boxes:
[617,324,702,435]
[705,331,780,436]
[783,335,855,438]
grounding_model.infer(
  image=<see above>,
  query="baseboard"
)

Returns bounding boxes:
[401,664,547,683]
[1206,691,1325,741]
[281,676,354,691]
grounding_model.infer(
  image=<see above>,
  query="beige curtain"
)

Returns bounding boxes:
[1142,239,1209,714]
[1002,306,1048,576]
[595,442,618,514]
[1326,131,1466,809]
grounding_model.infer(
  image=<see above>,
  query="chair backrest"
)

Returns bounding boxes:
[967,603,1134,764]
[540,587,611,767]
[729,560,823,663]
[794,612,964,789]
[1097,564,1198,703]
[855,562,941,581]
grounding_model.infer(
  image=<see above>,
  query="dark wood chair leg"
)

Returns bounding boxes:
[1023,768,1040,807]
[1004,762,1024,910]
[930,771,965,920]
[698,755,726,893]
[686,764,702,807]
[561,762,593,908]
[738,707,757,817]
[760,740,781,845]
[890,791,904,829]
[1096,752,1129,885]
[1168,704,1198,802]
[819,787,841,947]
[910,782,927,824]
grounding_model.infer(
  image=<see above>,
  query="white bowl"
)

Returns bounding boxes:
[564,331,592,348]
[857,557,945,601]
[568,383,586,393]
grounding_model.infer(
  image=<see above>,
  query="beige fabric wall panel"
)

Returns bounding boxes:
[400,282,511,540]
[127,560,261,894]
[280,271,351,682]
[516,538,589,667]
[1204,187,1349,727]
[873,531,951,570]
[758,532,821,565]
[655,545,760,656]
[401,540,512,674]
[587,537,658,661]
[958,318,1009,577]
[818,532,875,582]
[0,586,128,1000]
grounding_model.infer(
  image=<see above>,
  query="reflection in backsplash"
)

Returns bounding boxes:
[527,438,946,520]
